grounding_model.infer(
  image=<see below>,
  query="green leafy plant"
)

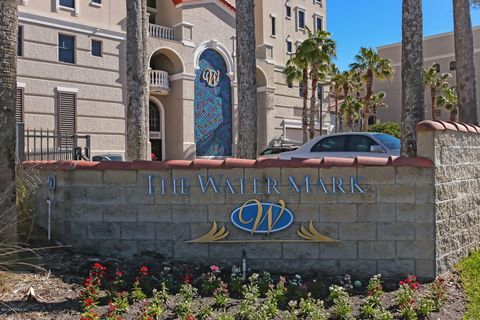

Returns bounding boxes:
[239,273,261,319]
[417,296,436,317]
[213,280,230,310]
[80,263,107,320]
[328,285,354,320]
[201,265,222,296]
[141,288,167,320]
[298,293,328,320]
[396,275,420,320]
[229,266,244,297]
[429,277,447,310]
[360,274,391,319]
[174,283,198,319]
[218,313,235,320]
[258,271,273,296]
[131,266,150,303]
[368,122,400,138]
[197,304,214,320]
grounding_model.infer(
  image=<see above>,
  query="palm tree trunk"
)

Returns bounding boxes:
[0,0,18,243]
[363,70,373,131]
[401,0,424,157]
[309,75,318,139]
[126,0,148,161]
[454,0,478,125]
[450,108,458,122]
[431,88,437,120]
[302,69,309,143]
[334,95,339,133]
[236,0,258,159]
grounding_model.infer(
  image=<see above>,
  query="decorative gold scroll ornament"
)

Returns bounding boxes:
[187,220,339,243]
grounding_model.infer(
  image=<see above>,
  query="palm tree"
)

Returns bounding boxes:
[330,67,343,133]
[423,64,451,120]
[336,70,357,102]
[350,47,393,132]
[0,0,18,243]
[437,87,459,121]
[340,96,362,132]
[453,0,478,124]
[236,0,258,159]
[364,91,388,124]
[284,51,309,143]
[401,0,424,157]
[126,0,149,161]
[303,28,336,139]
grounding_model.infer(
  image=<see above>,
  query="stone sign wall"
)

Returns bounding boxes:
[26,121,480,280]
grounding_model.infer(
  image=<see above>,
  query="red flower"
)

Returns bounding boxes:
[210,265,220,272]
[184,274,191,283]
[84,297,94,307]
[139,266,150,276]
[115,271,125,277]
[186,314,196,320]
[400,280,405,286]
[93,262,107,271]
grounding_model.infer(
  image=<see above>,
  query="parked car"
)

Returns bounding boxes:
[259,145,299,158]
[92,154,123,161]
[278,132,400,160]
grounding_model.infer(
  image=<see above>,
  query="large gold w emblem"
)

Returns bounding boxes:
[202,68,220,87]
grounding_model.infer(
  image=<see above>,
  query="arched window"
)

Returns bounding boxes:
[149,102,160,132]
[450,61,456,71]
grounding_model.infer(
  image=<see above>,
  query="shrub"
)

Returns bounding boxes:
[368,122,401,138]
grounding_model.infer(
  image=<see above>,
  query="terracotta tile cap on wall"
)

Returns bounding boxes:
[416,120,480,133]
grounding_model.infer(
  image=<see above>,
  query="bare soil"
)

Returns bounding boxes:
[0,248,466,320]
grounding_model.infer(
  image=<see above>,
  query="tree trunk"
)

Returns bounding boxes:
[454,0,479,125]
[236,0,258,159]
[126,0,148,161]
[363,70,373,131]
[401,0,425,157]
[309,75,318,139]
[0,0,18,243]
[431,88,437,120]
[334,95,338,133]
[450,108,458,122]
[301,69,309,143]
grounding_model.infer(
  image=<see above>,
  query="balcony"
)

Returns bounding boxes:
[149,23,175,41]
[150,70,170,95]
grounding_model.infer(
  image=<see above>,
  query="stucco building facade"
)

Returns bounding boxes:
[16,0,329,160]
[374,27,480,124]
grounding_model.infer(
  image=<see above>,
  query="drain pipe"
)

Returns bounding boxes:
[46,198,52,240]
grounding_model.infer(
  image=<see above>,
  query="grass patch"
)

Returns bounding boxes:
[457,250,480,320]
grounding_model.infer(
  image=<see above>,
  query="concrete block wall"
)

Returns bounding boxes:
[29,156,435,279]
[418,120,480,274]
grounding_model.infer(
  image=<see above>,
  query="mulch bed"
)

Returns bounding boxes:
[0,248,467,319]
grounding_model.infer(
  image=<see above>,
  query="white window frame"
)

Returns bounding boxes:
[270,13,277,38]
[285,3,292,19]
[295,7,306,32]
[91,0,102,7]
[314,0,323,7]
[56,0,79,16]
[313,14,323,33]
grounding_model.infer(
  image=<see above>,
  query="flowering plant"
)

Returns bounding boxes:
[80,263,107,320]
[131,265,150,303]
[200,265,222,295]
[396,275,420,320]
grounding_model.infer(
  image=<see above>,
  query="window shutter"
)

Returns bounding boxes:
[15,88,23,123]
[57,92,76,147]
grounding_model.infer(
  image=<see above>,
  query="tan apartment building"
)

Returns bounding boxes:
[16,0,329,160]
[374,27,480,124]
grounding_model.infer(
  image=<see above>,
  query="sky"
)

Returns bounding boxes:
[327,0,480,71]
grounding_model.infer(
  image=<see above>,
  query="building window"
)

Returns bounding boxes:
[286,4,291,18]
[296,8,306,30]
[286,39,293,54]
[450,61,456,71]
[91,0,101,5]
[56,91,77,147]
[15,88,24,123]
[58,34,75,64]
[271,15,276,37]
[287,79,293,88]
[315,0,323,6]
[299,81,304,97]
[149,102,160,132]
[17,26,23,57]
[314,16,323,32]
[317,84,323,100]
[433,63,440,73]
[59,0,75,8]
[91,39,102,57]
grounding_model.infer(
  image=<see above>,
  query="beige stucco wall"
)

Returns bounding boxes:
[375,27,480,124]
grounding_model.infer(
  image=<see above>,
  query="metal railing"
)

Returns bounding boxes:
[149,70,170,91]
[16,123,91,161]
[149,23,175,40]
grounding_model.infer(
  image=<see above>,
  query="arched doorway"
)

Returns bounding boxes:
[149,97,165,161]
[194,48,232,157]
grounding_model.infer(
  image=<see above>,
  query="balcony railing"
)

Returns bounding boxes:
[149,24,175,41]
[150,70,170,93]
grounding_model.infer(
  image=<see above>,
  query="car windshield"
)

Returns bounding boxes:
[374,134,400,150]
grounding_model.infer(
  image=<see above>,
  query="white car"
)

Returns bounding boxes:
[278,132,400,160]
